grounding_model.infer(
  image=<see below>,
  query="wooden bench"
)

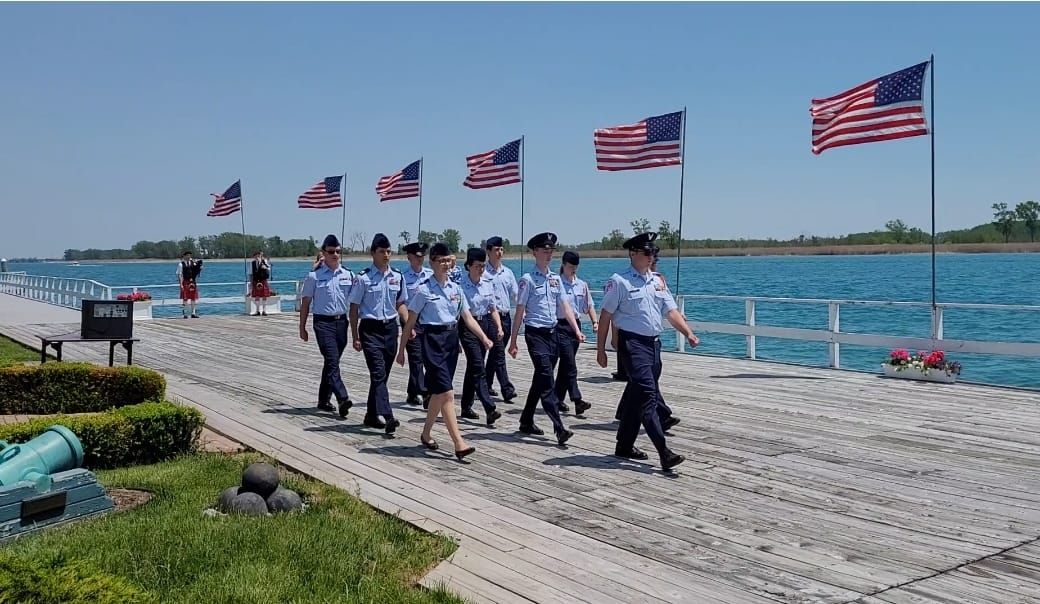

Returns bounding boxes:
[39,333,139,367]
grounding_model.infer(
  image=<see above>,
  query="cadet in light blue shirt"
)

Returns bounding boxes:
[298,234,355,417]
[401,242,435,406]
[458,248,503,425]
[554,250,596,417]
[482,235,518,402]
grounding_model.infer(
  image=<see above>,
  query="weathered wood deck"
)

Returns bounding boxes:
[3,304,1040,603]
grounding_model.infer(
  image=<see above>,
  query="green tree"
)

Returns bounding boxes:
[630,218,652,235]
[992,202,1017,243]
[885,219,909,243]
[417,230,440,245]
[1015,201,1040,242]
[658,220,680,249]
[441,228,461,252]
[398,231,411,245]
[602,228,626,250]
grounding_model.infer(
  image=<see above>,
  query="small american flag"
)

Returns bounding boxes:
[811,61,929,155]
[207,180,242,217]
[376,160,421,202]
[594,111,683,171]
[298,176,343,209]
[463,139,521,189]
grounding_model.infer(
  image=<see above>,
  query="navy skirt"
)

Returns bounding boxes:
[421,324,459,395]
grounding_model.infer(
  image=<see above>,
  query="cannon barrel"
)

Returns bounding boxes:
[0,426,85,492]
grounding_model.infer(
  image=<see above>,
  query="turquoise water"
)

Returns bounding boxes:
[7,253,1039,389]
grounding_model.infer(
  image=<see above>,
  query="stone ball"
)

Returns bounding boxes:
[217,486,241,513]
[228,492,269,516]
[266,487,303,514]
[241,462,280,498]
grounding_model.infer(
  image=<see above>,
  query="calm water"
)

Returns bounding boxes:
[8,253,1040,389]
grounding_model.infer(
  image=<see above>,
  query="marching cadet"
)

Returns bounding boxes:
[402,242,433,407]
[349,233,407,435]
[298,234,354,417]
[507,232,580,446]
[596,232,699,471]
[396,242,493,461]
[554,250,595,417]
[483,236,518,402]
[458,247,503,427]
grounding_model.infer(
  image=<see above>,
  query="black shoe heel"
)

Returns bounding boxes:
[421,436,438,451]
[454,447,476,461]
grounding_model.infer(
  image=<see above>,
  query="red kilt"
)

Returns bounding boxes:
[251,280,272,298]
[179,281,198,301]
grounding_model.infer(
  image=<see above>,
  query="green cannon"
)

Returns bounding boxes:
[0,425,85,492]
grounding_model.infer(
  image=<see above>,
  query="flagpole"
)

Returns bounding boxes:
[417,158,424,239]
[929,55,936,314]
[520,135,525,275]
[239,182,248,296]
[675,108,687,291]
[340,173,347,247]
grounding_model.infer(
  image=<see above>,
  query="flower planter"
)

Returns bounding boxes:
[243,295,283,315]
[881,363,957,384]
[132,300,153,321]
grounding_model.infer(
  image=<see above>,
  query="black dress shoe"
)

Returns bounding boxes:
[558,402,570,413]
[460,409,480,420]
[337,399,353,418]
[615,447,649,460]
[422,395,431,410]
[661,452,686,471]
[502,390,517,403]
[556,429,573,446]
[488,388,499,397]
[486,409,502,427]
[363,416,386,430]
[317,402,335,412]
[385,418,400,435]
[406,395,422,405]
[611,371,628,382]
[518,424,544,436]
[455,447,476,462]
[662,416,680,431]
[574,400,591,416]
[420,436,438,450]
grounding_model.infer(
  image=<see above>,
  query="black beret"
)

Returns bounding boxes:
[182,251,193,257]
[429,242,451,258]
[485,236,504,249]
[526,232,558,250]
[623,232,659,252]
[561,250,580,265]
[370,233,391,251]
[465,247,487,266]
[403,242,429,255]
[321,234,340,249]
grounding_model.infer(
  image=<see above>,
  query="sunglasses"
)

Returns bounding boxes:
[323,249,342,255]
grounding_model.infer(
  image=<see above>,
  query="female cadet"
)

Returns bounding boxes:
[458,248,503,427]
[554,250,596,417]
[402,242,433,407]
[396,242,493,461]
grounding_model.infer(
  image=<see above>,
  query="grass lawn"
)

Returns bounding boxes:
[2,453,464,604]
[0,334,37,366]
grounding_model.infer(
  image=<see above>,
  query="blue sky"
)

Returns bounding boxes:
[2,2,1038,257]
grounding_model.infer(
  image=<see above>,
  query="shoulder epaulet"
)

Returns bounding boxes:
[391,267,403,273]
[359,267,370,275]
[652,271,662,277]
[417,277,429,286]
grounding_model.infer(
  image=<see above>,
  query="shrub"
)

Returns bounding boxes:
[0,551,155,603]
[0,363,166,414]
[0,402,204,469]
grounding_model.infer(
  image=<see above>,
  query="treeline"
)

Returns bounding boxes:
[63,233,319,261]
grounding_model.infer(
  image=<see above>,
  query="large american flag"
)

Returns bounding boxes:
[594,111,683,171]
[376,160,421,202]
[810,61,929,155]
[207,180,242,217]
[463,139,521,189]
[298,175,344,209]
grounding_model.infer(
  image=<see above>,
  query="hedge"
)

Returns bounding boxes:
[0,363,166,414]
[0,551,155,604]
[0,402,204,469]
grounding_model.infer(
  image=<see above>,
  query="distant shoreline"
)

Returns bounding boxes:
[36,242,1040,263]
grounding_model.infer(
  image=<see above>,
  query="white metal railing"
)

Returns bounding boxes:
[109,280,305,310]
[0,272,111,308]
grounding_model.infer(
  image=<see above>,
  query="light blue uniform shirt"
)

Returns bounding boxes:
[403,265,433,298]
[301,265,354,316]
[559,275,591,316]
[348,265,407,320]
[516,267,565,328]
[460,275,497,317]
[484,263,518,314]
[601,266,678,337]
[408,277,470,326]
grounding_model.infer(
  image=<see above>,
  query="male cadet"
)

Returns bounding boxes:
[596,232,699,471]
[402,242,433,407]
[299,234,354,417]
[507,232,580,446]
[176,251,202,318]
[349,233,408,435]
[482,236,518,402]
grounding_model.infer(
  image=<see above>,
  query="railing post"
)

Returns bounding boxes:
[745,299,756,359]
[931,305,944,341]
[676,296,686,353]
[827,302,840,368]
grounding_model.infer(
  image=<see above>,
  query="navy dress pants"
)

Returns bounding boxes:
[520,326,565,435]
[359,319,398,419]
[615,330,669,456]
[314,316,349,404]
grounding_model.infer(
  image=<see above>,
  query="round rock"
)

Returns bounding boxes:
[241,462,280,498]
[266,487,303,514]
[228,491,269,516]
[217,486,241,513]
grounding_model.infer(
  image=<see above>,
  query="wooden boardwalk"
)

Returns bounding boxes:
[3,307,1040,603]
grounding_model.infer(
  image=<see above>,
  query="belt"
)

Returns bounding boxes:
[472,314,489,321]
[421,323,457,333]
[360,317,397,326]
[619,329,659,343]
[557,318,581,326]
[525,325,555,334]
[313,314,346,322]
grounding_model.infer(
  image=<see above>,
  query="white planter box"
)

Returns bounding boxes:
[881,363,957,384]
[132,301,153,321]
[244,294,283,315]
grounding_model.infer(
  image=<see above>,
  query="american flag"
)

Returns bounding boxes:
[298,175,344,209]
[207,180,242,217]
[376,160,421,202]
[594,111,683,171]
[811,61,929,155]
[463,139,521,189]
